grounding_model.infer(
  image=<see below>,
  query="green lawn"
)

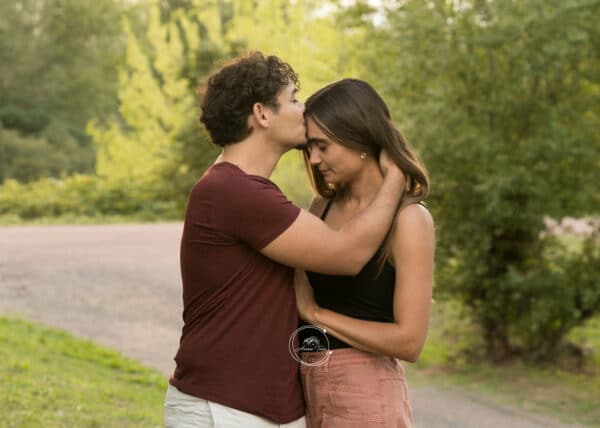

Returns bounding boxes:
[410,299,600,427]
[0,317,166,428]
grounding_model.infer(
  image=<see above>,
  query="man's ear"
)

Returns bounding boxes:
[252,102,270,128]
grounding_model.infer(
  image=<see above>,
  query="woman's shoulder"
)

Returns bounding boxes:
[388,203,435,264]
[396,202,433,221]
[392,203,435,242]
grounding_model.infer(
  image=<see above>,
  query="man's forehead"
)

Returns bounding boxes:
[281,82,297,94]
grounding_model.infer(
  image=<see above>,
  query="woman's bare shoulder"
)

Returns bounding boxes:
[392,203,435,245]
[396,203,434,229]
[389,203,435,265]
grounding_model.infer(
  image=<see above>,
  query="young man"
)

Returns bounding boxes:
[165,52,405,428]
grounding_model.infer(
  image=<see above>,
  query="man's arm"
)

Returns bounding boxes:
[260,160,404,275]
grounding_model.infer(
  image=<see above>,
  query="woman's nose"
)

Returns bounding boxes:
[309,149,321,166]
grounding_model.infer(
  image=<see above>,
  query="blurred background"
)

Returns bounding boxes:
[1,0,599,426]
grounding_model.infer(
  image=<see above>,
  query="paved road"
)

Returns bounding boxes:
[0,224,582,428]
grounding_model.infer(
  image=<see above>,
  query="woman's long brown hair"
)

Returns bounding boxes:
[302,78,430,273]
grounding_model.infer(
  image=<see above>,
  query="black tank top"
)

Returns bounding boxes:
[299,200,396,349]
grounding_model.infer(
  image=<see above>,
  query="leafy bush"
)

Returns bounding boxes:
[0,104,51,134]
[0,175,179,220]
[0,122,95,183]
[506,235,600,361]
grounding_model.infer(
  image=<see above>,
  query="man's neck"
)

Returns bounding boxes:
[218,136,287,178]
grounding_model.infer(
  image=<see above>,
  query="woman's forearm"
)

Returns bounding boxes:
[313,307,425,362]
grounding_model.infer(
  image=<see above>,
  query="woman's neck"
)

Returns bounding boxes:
[336,161,385,211]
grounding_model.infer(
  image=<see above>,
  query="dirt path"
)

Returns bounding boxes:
[0,224,582,428]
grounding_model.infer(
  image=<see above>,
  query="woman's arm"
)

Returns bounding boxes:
[297,204,435,362]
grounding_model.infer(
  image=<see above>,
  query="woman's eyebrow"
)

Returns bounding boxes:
[307,137,328,144]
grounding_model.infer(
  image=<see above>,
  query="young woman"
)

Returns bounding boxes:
[295,78,435,428]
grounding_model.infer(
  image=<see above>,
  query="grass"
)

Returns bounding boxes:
[409,360,600,426]
[409,299,600,427]
[0,317,166,428]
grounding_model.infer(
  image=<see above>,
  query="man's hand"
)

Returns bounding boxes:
[379,149,399,176]
[379,149,407,190]
[294,270,319,323]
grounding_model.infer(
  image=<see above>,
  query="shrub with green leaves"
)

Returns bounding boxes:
[0,175,178,220]
[501,235,600,361]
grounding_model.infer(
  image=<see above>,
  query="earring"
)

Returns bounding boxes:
[360,152,367,159]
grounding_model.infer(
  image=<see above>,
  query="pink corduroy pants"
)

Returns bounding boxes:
[301,348,413,428]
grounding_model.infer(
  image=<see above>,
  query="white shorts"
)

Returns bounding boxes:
[164,384,306,428]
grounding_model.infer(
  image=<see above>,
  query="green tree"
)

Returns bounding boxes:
[89,1,228,215]
[0,0,123,125]
[0,0,124,182]
[367,0,600,360]
[93,0,368,211]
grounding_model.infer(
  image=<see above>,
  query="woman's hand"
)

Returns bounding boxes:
[294,270,319,324]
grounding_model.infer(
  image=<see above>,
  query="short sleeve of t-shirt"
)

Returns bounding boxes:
[211,163,301,250]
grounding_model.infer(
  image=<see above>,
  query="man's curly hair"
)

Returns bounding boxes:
[199,51,299,147]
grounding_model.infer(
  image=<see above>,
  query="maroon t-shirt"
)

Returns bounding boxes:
[170,162,304,423]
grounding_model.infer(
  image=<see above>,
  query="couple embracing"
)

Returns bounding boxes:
[164,52,435,428]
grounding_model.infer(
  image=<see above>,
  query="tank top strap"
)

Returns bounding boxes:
[320,199,334,220]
